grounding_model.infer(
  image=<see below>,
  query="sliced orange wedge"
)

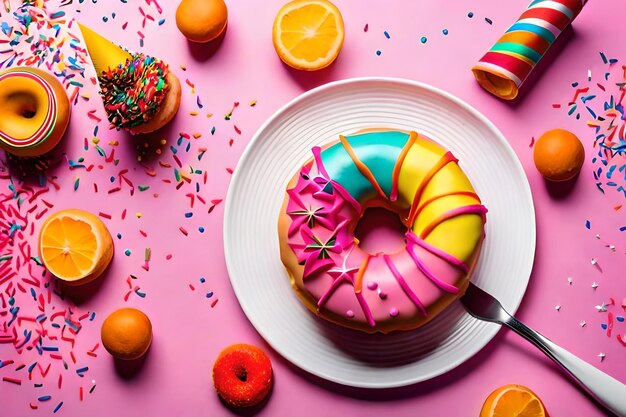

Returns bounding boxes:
[272,0,344,71]
[39,209,114,285]
[480,384,547,417]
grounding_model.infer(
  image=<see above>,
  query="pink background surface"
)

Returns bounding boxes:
[1,0,625,416]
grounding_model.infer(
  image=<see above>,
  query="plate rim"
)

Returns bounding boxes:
[223,76,536,388]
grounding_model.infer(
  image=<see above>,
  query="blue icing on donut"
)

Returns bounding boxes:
[320,130,410,202]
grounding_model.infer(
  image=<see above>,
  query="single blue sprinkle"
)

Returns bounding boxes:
[112,12,116,18]
[609,58,618,64]
[38,395,52,402]
[53,402,63,413]
[124,249,131,256]
[28,362,37,373]
[110,176,115,182]
[199,277,205,283]
[206,292,214,298]
[185,212,193,218]
[76,366,89,374]
[601,323,607,330]
[158,18,165,26]
[384,31,390,39]
[585,220,591,229]
[571,82,579,87]
[102,16,108,22]
[89,312,96,321]
[619,226,626,232]
[42,346,59,352]
[375,50,381,56]
[34,383,44,388]
[616,316,625,322]
[467,11,474,18]
[420,36,427,44]
[442,28,449,35]
[198,226,205,233]
[485,17,493,25]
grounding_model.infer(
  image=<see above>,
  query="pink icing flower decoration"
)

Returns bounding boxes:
[286,187,344,237]
[300,220,354,278]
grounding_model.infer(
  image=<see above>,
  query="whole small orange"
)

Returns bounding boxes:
[533,128,584,181]
[176,0,228,43]
[101,308,152,360]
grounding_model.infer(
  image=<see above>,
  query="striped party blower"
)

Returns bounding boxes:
[472,0,587,100]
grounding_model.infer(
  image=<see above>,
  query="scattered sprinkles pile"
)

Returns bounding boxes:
[554,53,626,200]
[1,167,99,413]
[0,0,89,103]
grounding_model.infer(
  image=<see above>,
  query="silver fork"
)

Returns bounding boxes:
[461,281,626,417]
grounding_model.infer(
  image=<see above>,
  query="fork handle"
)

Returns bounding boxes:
[505,316,626,417]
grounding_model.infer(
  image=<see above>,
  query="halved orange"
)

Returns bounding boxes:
[480,384,547,417]
[272,0,344,71]
[39,208,114,285]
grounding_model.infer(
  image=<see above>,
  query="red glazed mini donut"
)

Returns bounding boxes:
[212,343,273,408]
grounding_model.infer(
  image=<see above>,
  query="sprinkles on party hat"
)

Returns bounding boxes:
[98,53,169,131]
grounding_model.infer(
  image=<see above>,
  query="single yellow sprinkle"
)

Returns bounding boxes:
[206,113,213,118]
[136,212,142,218]
[189,111,198,116]
[179,64,187,71]
[249,100,257,107]
[108,141,119,146]
[192,133,202,139]
[92,138,100,144]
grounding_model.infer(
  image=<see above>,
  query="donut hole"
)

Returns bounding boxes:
[9,92,38,119]
[234,365,248,382]
[354,207,406,255]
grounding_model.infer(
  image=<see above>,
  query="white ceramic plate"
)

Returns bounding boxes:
[224,78,535,388]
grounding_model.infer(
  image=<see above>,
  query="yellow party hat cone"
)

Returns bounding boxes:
[77,23,181,134]
[78,23,132,75]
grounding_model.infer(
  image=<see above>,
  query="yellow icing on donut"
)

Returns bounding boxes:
[0,76,50,140]
[397,136,483,263]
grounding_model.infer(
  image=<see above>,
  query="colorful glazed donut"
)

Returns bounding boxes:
[278,129,488,333]
[212,344,273,408]
[0,67,70,157]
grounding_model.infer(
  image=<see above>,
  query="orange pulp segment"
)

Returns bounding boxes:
[272,0,344,70]
[480,384,547,417]
[39,209,113,285]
